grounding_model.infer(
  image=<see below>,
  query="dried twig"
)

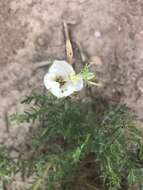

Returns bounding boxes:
[4,111,9,133]
[33,60,52,70]
[63,21,74,64]
[76,41,87,64]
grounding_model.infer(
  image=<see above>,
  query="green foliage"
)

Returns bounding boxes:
[79,64,95,84]
[2,92,143,189]
[0,148,16,182]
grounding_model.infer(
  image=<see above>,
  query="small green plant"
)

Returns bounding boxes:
[0,147,19,189]
[0,91,143,189]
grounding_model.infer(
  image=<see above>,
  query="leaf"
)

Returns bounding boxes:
[128,169,136,186]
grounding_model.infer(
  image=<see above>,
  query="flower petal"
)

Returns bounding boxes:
[50,88,62,98]
[61,82,75,97]
[44,73,59,90]
[49,60,75,77]
[74,78,84,91]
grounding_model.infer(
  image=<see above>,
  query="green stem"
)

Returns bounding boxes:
[33,163,51,190]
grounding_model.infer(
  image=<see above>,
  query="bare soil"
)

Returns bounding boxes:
[0,0,143,189]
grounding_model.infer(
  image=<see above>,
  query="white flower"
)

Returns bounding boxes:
[44,60,83,98]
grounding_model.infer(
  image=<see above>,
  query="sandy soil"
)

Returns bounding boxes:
[0,0,143,168]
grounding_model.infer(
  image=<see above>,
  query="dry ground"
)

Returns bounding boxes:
[0,0,143,188]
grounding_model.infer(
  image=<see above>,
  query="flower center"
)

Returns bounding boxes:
[55,76,66,87]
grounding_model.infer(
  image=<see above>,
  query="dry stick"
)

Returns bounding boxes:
[31,60,52,76]
[4,111,9,133]
[33,60,52,70]
[63,21,74,64]
[76,41,87,64]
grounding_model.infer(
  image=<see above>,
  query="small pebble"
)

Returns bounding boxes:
[89,56,103,66]
[118,26,122,32]
[94,31,101,38]
[79,0,87,3]
[36,36,46,47]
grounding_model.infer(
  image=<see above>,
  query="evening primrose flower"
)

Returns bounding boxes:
[44,60,83,98]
